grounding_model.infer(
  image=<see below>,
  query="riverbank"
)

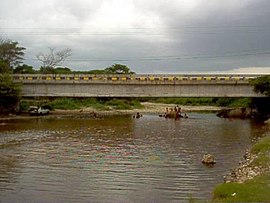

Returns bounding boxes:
[0,102,222,121]
[51,102,221,114]
[213,133,270,202]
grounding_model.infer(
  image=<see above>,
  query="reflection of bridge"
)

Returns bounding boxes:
[13,74,267,98]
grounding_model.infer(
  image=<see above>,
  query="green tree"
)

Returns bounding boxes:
[251,76,270,97]
[104,64,135,74]
[0,73,21,113]
[39,66,55,74]
[0,38,24,113]
[14,64,36,74]
[0,38,25,70]
[54,67,72,74]
[0,60,11,74]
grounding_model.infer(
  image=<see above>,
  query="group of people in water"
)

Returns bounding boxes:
[163,105,188,120]
[134,105,188,120]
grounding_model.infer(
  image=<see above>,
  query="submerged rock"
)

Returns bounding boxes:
[202,153,216,164]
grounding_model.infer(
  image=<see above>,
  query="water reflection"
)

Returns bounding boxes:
[0,114,269,202]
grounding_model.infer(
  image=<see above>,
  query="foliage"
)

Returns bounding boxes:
[152,97,215,106]
[251,76,270,97]
[39,66,55,74]
[0,73,21,113]
[19,100,30,111]
[46,98,81,110]
[37,66,73,74]
[54,67,73,74]
[149,97,251,108]
[104,99,129,109]
[0,38,25,69]
[0,60,11,74]
[104,64,135,74]
[214,98,252,107]
[0,39,23,113]
[14,64,36,74]
[31,98,143,111]
[74,69,106,74]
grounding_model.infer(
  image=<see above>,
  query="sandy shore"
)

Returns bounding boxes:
[0,102,222,120]
[50,102,222,115]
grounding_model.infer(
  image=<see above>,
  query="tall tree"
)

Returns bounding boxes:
[0,38,25,70]
[36,47,72,73]
[0,38,23,113]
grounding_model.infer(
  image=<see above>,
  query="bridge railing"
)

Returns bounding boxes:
[12,74,264,84]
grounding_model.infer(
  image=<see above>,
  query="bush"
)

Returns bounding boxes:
[19,101,29,111]
[251,76,270,96]
[47,98,81,110]
[0,74,21,113]
[214,98,252,107]
[152,98,214,106]
[105,98,132,110]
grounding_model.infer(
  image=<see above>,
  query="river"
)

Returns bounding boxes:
[0,113,268,202]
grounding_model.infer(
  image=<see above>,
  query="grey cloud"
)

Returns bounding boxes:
[1,0,270,73]
[53,0,103,22]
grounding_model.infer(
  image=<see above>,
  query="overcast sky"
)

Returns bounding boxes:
[1,0,270,73]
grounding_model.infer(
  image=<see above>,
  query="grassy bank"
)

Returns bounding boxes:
[148,97,252,108]
[213,135,270,202]
[20,98,144,111]
[19,97,252,112]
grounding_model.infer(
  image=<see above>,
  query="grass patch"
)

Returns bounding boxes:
[213,174,270,202]
[213,135,270,202]
[251,136,270,154]
[250,136,270,168]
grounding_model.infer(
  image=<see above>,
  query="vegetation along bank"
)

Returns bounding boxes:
[213,133,270,202]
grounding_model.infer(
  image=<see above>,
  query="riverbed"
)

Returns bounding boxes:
[0,113,267,202]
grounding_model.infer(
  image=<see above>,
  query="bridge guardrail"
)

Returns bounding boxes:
[12,74,263,84]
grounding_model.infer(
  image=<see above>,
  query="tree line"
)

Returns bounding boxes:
[0,37,134,113]
[0,38,134,75]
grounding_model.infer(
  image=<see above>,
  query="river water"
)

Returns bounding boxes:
[0,113,268,202]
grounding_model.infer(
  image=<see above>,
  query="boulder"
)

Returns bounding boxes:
[202,153,216,164]
[217,107,255,119]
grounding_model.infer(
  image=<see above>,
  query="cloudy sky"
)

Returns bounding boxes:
[1,0,270,73]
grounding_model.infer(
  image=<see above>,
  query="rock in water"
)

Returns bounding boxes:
[202,153,216,164]
[264,119,270,124]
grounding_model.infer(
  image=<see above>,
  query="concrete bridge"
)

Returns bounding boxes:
[13,74,266,98]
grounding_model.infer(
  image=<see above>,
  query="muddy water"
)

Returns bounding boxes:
[0,113,268,202]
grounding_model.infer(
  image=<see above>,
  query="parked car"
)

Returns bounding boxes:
[29,106,50,116]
